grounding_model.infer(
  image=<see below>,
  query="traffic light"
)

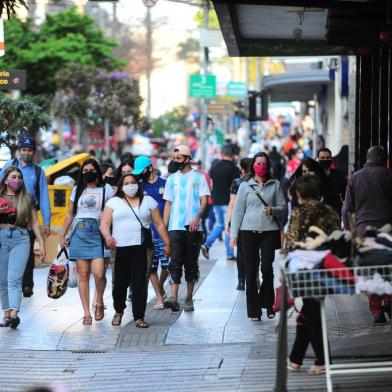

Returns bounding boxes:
[248,91,268,121]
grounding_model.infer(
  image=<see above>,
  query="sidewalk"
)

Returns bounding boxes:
[0,242,391,391]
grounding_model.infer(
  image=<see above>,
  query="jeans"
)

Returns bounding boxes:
[241,230,277,318]
[22,230,35,289]
[0,227,30,311]
[205,205,234,258]
[112,245,147,320]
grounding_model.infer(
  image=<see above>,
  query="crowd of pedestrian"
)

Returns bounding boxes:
[0,132,391,382]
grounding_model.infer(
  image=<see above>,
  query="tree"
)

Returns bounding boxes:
[177,37,200,62]
[0,0,26,18]
[0,96,51,157]
[0,7,125,95]
[52,63,142,144]
[152,106,189,137]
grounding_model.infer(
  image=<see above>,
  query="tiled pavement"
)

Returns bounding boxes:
[0,242,391,391]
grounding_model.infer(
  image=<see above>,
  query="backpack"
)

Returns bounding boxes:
[12,158,43,210]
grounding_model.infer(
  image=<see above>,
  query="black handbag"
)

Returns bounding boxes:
[123,198,153,250]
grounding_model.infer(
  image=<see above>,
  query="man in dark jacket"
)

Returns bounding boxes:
[317,147,347,216]
[342,146,392,323]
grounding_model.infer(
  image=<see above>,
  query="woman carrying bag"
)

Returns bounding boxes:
[230,152,288,321]
[0,166,45,329]
[59,159,114,325]
[100,174,170,328]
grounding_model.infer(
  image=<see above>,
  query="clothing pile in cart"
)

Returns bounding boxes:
[355,224,392,295]
[285,227,354,297]
[285,224,392,297]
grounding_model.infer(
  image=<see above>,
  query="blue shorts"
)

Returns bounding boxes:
[151,238,169,272]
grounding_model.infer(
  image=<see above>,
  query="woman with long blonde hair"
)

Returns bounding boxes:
[0,166,45,329]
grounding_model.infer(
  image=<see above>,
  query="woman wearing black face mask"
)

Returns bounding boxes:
[59,159,114,325]
[101,162,116,187]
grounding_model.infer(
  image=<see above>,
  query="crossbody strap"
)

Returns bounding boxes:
[250,184,281,228]
[101,186,106,211]
[123,197,145,228]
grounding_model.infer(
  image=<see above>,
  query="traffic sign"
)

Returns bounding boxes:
[226,81,247,98]
[189,74,216,99]
[0,70,27,91]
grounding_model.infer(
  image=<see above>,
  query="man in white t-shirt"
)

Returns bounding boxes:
[163,145,210,312]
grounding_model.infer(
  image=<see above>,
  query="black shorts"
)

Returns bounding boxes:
[169,230,202,284]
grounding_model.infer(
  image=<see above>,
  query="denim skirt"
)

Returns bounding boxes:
[69,219,104,261]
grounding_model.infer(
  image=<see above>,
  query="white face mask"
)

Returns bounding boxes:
[123,184,138,197]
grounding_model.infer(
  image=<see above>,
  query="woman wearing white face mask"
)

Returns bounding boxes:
[100,174,170,328]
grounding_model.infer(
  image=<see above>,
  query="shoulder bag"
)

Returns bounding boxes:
[123,197,153,250]
[249,183,282,250]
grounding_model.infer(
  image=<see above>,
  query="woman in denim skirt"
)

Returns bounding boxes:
[59,159,114,325]
[0,166,46,329]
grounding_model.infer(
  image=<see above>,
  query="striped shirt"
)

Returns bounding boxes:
[163,169,210,231]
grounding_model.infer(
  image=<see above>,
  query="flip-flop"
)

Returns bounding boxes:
[154,303,165,310]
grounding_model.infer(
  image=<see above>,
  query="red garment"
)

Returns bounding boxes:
[287,157,301,176]
[368,294,391,316]
[198,169,213,205]
[322,252,355,283]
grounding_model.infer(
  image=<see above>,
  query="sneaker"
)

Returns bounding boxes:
[201,245,209,260]
[164,297,180,312]
[23,287,33,297]
[184,298,194,312]
[227,256,237,262]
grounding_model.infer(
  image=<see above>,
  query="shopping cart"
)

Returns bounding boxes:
[282,265,392,392]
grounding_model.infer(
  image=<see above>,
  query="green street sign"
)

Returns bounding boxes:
[189,74,216,99]
[226,81,247,98]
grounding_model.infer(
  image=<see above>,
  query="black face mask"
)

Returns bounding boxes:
[319,159,332,170]
[103,176,115,186]
[140,169,151,181]
[173,161,187,171]
[83,171,98,184]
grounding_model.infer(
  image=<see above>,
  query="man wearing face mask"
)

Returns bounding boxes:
[317,147,347,216]
[163,146,210,312]
[133,156,169,309]
[0,136,51,297]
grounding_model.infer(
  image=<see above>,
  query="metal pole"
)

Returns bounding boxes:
[200,0,209,165]
[274,274,287,392]
[146,7,153,120]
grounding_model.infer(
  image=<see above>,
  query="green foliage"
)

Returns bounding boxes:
[0,7,125,95]
[0,96,51,156]
[0,0,27,18]
[194,8,220,29]
[177,37,200,61]
[152,106,189,137]
[52,63,142,130]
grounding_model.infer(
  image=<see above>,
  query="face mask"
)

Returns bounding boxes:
[7,178,22,191]
[20,153,33,164]
[174,161,187,171]
[83,171,98,184]
[254,164,268,177]
[104,176,115,186]
[140,169,151,181]
[319,159,332,170]
[123,184,138,197]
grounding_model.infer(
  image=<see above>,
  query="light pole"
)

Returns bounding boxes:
[142,0,159,120]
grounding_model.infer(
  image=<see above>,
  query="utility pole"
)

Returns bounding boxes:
[200,0,209,165]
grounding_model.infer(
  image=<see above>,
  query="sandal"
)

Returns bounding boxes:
[112,313,123,326]
[287,358,301,371]
[154,302,165,310]
[135,319,149,328]
[0,317,11,327]
[267,307,276,319]
[95,305,104,321]
[82,315,92,325]
[308,365,326,374]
